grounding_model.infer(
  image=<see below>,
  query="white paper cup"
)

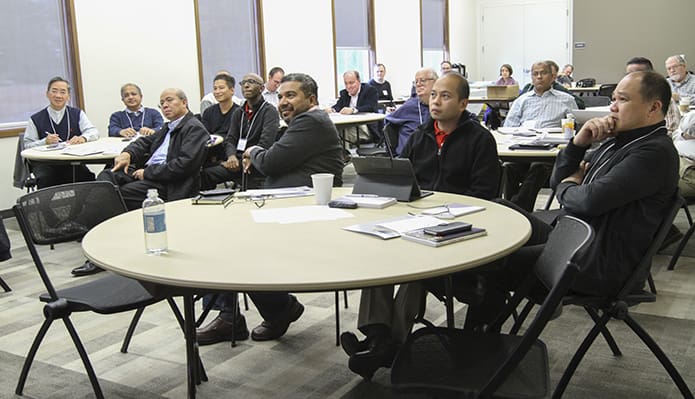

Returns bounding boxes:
[311,173,334,205]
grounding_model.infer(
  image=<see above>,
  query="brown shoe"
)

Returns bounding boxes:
[251,296,304,341]
[196,315,249,345]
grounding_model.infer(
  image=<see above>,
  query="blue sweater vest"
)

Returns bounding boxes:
[31,106,83,141]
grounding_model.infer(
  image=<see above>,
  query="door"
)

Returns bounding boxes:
[480,0,570,87]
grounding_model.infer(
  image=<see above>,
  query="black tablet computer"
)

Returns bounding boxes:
[351,157,433,202]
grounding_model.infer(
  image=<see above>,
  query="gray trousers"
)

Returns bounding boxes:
[357,282,423,345]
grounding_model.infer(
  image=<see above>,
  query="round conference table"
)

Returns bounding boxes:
[82,187,531,398]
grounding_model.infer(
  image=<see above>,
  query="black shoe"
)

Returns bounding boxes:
[340,331,369,357]
[251,295,304,341]
[71,261,104,277]
[347,337,397,380]
[196,315,249,345]
[342,149,352,165]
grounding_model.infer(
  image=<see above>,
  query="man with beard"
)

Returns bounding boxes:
[196,73,343,345]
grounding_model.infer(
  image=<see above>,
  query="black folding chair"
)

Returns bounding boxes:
[552,193,693,398]
[391,216,594,398]
[13,181,197,398]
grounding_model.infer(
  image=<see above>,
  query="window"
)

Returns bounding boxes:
[334,0,374,88]
[196,0,261,97]
[1,1,78,136]
[421,0,448,72]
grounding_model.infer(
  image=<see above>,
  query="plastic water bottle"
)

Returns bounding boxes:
[142,189,167,254]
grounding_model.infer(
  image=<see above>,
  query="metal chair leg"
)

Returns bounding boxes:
[120,307,145,353]
[335,291,341,346]
[16,319,53,395]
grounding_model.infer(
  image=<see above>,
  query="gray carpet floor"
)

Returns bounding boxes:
[1,190,695,398]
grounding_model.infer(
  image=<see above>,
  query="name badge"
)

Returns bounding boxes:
[237,138,248,151]
[383,90,388,96]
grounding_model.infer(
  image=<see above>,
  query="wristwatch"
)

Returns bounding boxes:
[352,107,357,114]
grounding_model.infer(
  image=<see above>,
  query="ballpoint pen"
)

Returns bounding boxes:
[345,194,379,198]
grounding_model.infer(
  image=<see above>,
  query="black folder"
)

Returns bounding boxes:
[351,157,433,202]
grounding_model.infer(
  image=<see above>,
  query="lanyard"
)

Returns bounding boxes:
[240,101,267,140]
[49,108,70,140]
[125,109,146,131]
[417,101,424,125]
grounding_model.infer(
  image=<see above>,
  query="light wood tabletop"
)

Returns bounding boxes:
[82,187,530,398]
[82,187,530,292]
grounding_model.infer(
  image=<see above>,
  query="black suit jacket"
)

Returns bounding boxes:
[123,112,209,201]
[332,83,378,113]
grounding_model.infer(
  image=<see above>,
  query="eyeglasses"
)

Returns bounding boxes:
[240,80,263,86]
[531,71,550,77]
[413,78,435,86]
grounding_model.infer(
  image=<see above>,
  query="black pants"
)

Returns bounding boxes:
[33,163,95,189]
[97,168,165,211]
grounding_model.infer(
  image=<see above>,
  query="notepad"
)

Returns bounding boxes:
[335,195,397,209]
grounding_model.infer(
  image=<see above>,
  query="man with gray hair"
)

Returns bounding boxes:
[666,54,695,101]
[98,88,209,210]
[384,67,437,155]
[108,83,163,137]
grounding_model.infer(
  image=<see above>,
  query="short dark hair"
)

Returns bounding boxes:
[282,73,319,100]
[120,83,142,98]
[47,76,70,92]
[633,71,671,117]
[375,63,385,70]
[214,73,236,88]
[626,57,654,71]
[441,72,470,100]
[268,66,284,78]
[500,64,513,76]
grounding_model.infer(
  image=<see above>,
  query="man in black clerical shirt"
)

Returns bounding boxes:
[200,73,280,189]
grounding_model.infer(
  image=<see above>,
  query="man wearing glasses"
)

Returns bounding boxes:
[23,76,100,188]
[384,68,437,155]
[201,73,280,190]
[665,54,695,102]
[97,88,209,210]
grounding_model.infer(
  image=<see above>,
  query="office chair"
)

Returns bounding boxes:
[598,83,617,98]
[391,216,594,398]
[13,181,197,398]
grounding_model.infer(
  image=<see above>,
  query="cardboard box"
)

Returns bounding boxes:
[487,85,519,99]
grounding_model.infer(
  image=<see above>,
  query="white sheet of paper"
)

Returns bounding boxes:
[252,205,354,224]
[376,215,443,233]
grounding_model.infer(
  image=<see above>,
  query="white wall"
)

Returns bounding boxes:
[261,0,336,107]
[73,0,200,135]
[449,0,478,79]
[373,0,422,97]
[1,0,201,211]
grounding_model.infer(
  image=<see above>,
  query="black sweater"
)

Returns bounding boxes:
[400,115,500,199]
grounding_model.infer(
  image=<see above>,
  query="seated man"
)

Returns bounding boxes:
[199,73,240,187]
[520,60,585,110]
[196,73,343,345]
[200,70,243,113]
[262,66,284,108]
[201,73,279,190]
[504,60,578,212]
[467,70,678,330]
[328,70,379,144]
[97,88,209,210]
[341,72,501,380]
[665,54,695,102]
[108,83,163,138]
[385,68,437,155]
[23,76,100,188]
